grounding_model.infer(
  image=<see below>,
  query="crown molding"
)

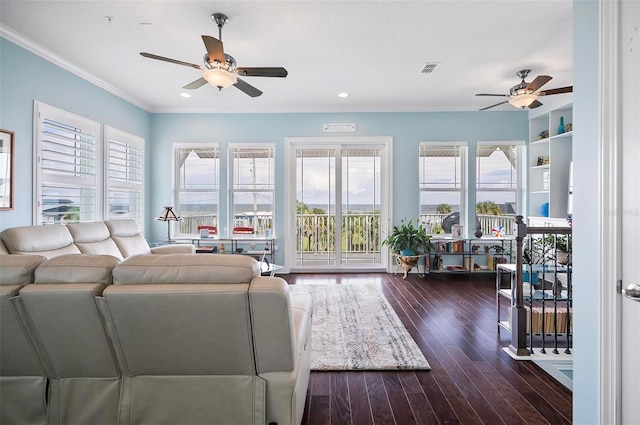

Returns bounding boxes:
[0,24,152,112]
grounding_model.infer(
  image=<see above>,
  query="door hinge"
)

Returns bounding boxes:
[617,280,622,294]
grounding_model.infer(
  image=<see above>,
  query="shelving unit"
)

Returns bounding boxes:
[426,237,514,275]
[496,263,572,337]
[528,103,573,226]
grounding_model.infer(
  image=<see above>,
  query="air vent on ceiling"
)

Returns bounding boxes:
[420,63,440,74]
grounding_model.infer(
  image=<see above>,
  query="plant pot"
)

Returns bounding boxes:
[400,248,416,256]
[556,249,571,265]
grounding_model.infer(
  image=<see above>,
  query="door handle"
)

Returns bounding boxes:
[622,284,640,302]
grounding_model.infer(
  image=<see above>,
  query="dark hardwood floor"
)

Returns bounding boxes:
[283,272,572,425]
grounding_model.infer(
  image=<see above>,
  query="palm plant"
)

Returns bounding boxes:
[382,218,433,255]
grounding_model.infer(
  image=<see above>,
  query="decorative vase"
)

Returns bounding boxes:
[539,202,550,217]
[558,116,565,134]
[474,229,483,238]
[400,248,416,256]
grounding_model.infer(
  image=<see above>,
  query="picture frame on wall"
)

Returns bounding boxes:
[0,129,14,210]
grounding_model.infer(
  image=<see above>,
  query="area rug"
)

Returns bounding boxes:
[289,284,431,370]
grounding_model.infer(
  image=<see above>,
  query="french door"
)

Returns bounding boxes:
[285,137,391,271]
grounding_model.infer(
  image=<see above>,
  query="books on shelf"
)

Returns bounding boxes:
[434,240,466,253]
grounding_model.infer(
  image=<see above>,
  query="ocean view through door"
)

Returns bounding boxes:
[286,138,391,271]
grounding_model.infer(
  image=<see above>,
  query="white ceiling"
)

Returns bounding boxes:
[0,0,574,114]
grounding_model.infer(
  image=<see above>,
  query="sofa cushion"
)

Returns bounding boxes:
[103,283,256,375]
[35,254,120,285]
[104,219,152,258]
[66,221,124,260]
[113,254,260,285]
[0,255,47,286]
[0,225,80,258]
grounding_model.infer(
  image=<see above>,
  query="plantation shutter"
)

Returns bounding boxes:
[105,126,145,229]
[34,102,99,224]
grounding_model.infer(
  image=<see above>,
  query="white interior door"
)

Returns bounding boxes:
[621,1,640,423]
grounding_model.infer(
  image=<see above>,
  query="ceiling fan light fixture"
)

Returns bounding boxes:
[509,93,538,108]
[203,68,237,90]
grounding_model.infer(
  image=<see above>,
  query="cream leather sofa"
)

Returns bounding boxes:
[0,254,48,425]
[0,219,194,259]
[0,253,312,425]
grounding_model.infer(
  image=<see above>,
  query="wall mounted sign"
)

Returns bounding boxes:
[322,123,356,133]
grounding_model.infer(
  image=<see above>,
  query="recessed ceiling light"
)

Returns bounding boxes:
[104,16,114,24]
[180,93,191,98]
[338,92,349,98]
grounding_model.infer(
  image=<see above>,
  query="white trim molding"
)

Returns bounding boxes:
[599,0,622,424]
[1,24,152,112]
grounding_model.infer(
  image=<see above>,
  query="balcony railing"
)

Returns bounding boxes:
[420,213,515,236]
[177,214,273,236]
[177,213,515,254]
[296,213,381,253]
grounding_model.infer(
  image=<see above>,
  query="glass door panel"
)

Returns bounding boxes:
[294,145,383,269]
[342,148,381,265]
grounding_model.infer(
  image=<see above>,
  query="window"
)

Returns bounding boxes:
[34,102,99,224]
[229,145,274,234]
[174,144,220,235]
[476,142,522,212]
[105,126,145,229]
[418,142,467,234]
[476,142,524,234]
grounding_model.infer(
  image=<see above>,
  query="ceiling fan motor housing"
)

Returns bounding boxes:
[203,53,237,71]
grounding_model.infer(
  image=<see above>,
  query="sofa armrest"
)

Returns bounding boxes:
[150,244,195,254]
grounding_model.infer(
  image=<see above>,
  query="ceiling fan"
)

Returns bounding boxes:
[139,13,287,98]
[476,69,572,111]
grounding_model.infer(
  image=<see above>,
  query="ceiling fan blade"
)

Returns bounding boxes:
[479,100,509,111]
[525,75,552,92]
[233,78,263,97]
[202,35,225,64]
[528,100,543,109]
[140,52,203,69]
[236,67,288,78]
[183,77,208,90]
[475,93,509,97]
[538,86,573,96]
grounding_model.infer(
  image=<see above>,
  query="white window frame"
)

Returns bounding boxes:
[475,140,526,218]
[284,136,392,272]
[33,101,100,225]
[228,144,275,235]
[418,141,468,235]
[104,126,145,230]
[173,143,220,237]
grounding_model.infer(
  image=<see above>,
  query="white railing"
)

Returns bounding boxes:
[178,214,274,236]
[295,213,381,254]
[177,213,514,254]
[178,215,218,235]
[419,213,515,236]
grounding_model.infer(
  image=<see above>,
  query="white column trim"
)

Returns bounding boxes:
[599,0,622,424]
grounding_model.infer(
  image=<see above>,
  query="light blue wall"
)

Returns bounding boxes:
[1,37,528,252]
[572,0,600,422]
[0,1,606,417]
[0,38,151,229]
[150,112,528,252]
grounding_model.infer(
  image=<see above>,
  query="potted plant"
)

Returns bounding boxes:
[382,218,433,256]
[554,233,572,265]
